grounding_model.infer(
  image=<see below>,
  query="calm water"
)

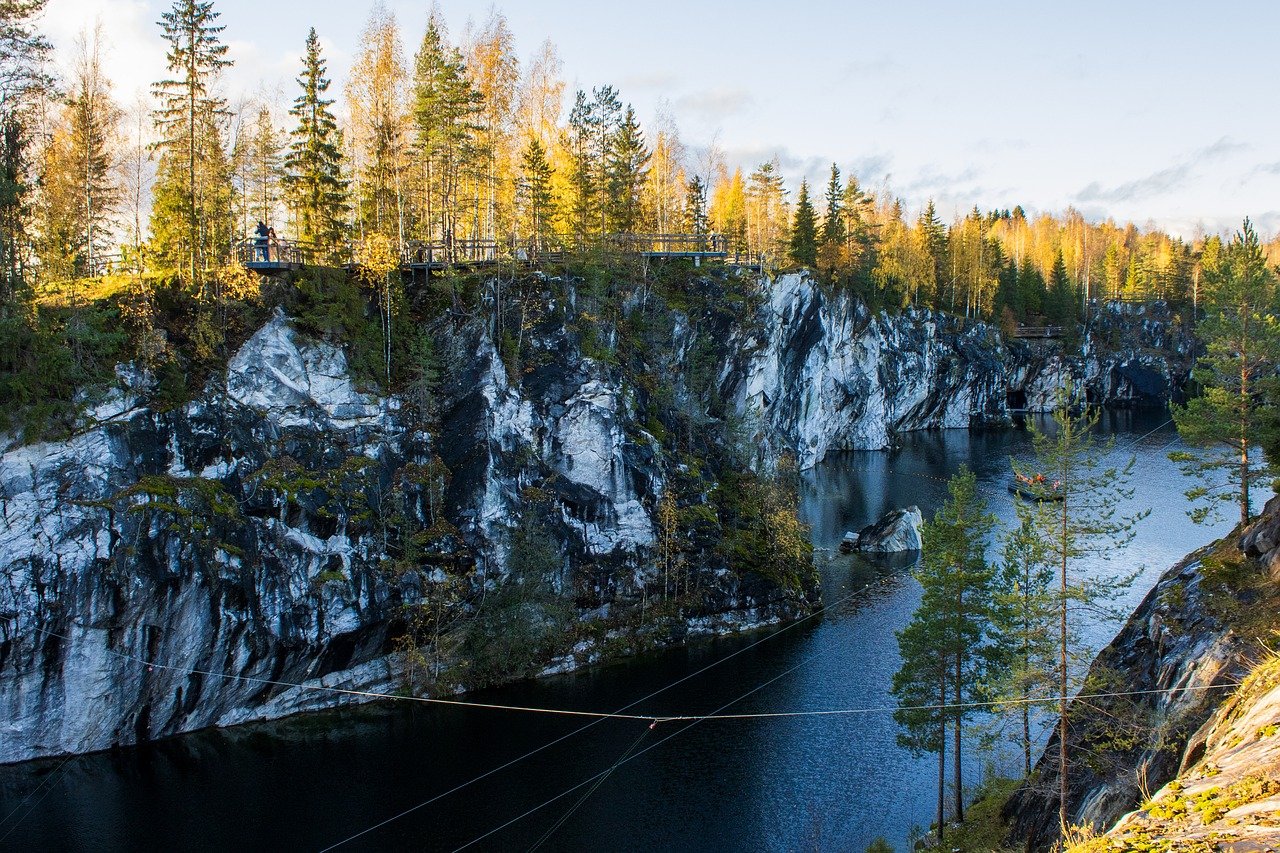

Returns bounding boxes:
[0,412,1233,852]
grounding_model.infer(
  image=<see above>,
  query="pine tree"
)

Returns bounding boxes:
[564,86,622,238]
[892,468,997,837]
[1171,219,1280,526]
[892,607,951,842]
[992,503,1057,776]
[151,0,233,289]
[840,173,876,282]
[283,28,349,257]
[605,105,648,234]
[746,158,788,264]
[1015,383,1145,836]
[788,179,817,268]
[35,28,122,284]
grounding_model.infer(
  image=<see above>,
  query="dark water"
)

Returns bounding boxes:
[0,412,1232,852]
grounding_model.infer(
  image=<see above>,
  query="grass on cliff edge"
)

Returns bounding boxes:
[916,777,1022,853]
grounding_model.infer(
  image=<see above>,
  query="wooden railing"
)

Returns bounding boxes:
[1012,325,1063,339]
[232,231,731,271]
[233,237,322,267]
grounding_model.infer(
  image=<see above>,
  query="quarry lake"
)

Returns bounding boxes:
[0,411,1232,852]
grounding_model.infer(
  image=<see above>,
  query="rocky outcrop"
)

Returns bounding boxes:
[1073,653,1280,850]
[840,506,924,553]
[1005,498,1280,850]
[0,303,812,764]
[0,271,1190,765]
[724,275,1191,469]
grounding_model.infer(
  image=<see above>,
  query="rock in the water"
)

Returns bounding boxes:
[841,506,924,553]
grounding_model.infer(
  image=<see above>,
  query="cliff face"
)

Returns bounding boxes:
[1005,497,1280,850]
[724,275,1190,468]
[0,271,1188,764]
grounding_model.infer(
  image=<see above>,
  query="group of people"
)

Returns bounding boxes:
[253,221,279,262]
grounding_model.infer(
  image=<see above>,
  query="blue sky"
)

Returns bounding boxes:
[42,0,1280,237]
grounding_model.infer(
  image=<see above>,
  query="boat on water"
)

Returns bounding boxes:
[1009,472,1064,501]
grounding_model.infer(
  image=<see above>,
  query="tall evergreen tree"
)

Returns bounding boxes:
[151,0,233,289]
[283,28,349,256]
[992,504,1057,776]
[788,179,817,268]
[682,175,707,236]
[605,105,648,234]
[893,468,996,837]
[746,158,788,263]
[1171,219,1280,526]
[245,106,282,228]
[1047,250,1075,329]
[917,199,948,303]
[564,85,621,237]
[0,0,54,308]
[819,162,845,247]
[517,137,554,253]
[410,16,480,254]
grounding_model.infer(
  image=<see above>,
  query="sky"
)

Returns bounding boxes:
[38,0,1280,238]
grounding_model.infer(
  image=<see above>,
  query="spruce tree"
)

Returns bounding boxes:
[917,200,948,298]
[820,162,845,247]
[788,179,817,268]
[1171,219,1280,526]
[517,137,555,253]
[151,0,232,289]
[411,16,480,253]
[1047,250,1075,329]
[682,175,708,236]
[283,28,349,257]
[605,105,648,234]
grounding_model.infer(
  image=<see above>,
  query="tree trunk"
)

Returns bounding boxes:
[1059,473,1070,835]
[938,674,947,845]
[1241,360,1250,526]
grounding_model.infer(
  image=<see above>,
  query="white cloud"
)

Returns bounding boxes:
[43,0,165,99]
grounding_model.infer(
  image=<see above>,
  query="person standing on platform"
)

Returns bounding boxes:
[254,221,269,261]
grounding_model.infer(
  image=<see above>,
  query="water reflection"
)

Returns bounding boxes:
[0,414,1233,852]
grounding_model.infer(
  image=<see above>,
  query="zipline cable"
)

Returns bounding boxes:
[525,725,651,853]
[301,578,886,850]
[0,753,78,841]
[449,610,851,853]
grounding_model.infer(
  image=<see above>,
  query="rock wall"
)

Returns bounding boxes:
[1005,497,1280,850]
[724,274,1190,469]
[0,271,1190,764]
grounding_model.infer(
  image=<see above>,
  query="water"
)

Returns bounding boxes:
[0,412,1233,852]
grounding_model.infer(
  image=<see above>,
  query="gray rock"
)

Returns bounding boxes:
[841,506,924,553]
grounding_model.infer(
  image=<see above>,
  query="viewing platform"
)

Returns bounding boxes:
[235,238,314,272]
[233,232,730,275]
[1011,325,1063,340]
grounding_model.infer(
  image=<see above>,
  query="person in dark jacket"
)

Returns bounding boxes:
[254,221,269,261]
